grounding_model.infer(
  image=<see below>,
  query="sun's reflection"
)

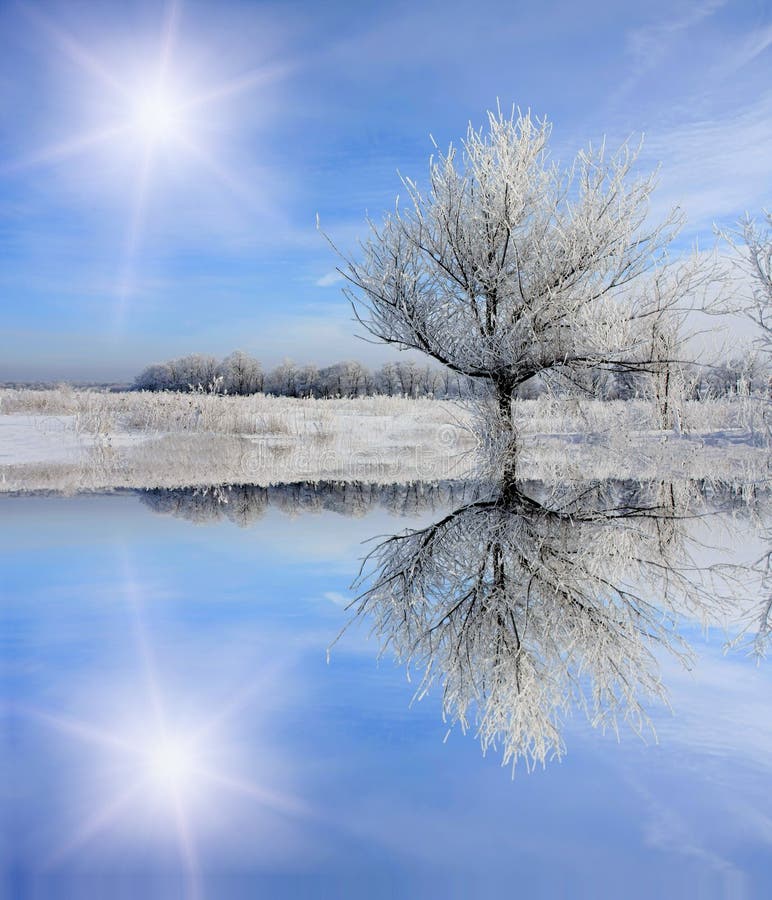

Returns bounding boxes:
[18,550,310,896]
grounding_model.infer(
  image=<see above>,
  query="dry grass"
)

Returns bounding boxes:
[0,388,469,437]
[0,387,768,493]
[0,388,477,492]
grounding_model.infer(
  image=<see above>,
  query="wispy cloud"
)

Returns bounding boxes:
[642,92,772,234]
[717,21,772,74]
[627,0,728,65]
[608,0,728,106]
[608,643,772,875]
[315,270,344,288]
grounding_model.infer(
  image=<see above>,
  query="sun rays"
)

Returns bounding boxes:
[4,0,290,327]
[17,553,310,897]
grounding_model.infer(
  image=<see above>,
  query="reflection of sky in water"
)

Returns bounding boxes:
[2,493,771,899]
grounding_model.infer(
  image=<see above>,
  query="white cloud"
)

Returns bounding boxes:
[315,270,344,288]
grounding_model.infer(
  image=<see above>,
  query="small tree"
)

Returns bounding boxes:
[170,354,220,392]
[718,212,771,355]
[296,364,320,397]
[269,359,299,397]
[333,107,708,429]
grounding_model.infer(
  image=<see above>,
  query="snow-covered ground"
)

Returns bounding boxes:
[0,414,152,465]
[0,414,84,465]
[0,391,477,491]
[0,389,768,492]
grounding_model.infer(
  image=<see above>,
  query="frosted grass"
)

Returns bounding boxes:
[0,388,768,492]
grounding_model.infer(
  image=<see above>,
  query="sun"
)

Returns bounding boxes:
[5,0,289,322]
[145,734,197,794]
[133,87,181,145]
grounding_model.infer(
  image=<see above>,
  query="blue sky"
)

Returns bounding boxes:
[1,0,770,381]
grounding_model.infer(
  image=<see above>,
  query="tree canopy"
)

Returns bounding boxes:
[337,107,709,420]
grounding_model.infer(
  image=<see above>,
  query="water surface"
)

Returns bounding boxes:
[2,483,771,899]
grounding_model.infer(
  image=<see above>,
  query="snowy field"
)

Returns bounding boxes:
[0,387,769,492]
[0,389,477,491]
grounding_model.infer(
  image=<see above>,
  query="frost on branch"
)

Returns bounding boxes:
[337,108,713,424]
[717,211,772,354]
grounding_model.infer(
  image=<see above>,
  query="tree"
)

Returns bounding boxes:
[268,359,299,397]
[296,364,320,398]
[218,350,263,395]
[375,362,400,396]
[134,362,173,391]
[133,354,220,392]
[316,360,370,397]
[719,212,771,355]
[169,354,220,392]
[334,107,707,429]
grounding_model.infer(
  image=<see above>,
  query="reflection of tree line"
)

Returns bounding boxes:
[138,480,485,526]
[139,478,770,527]
[139,476,770,771]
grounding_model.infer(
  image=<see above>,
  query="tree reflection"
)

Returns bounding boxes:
[345,477,768,770]
[139,480,483,525]
[136,477,770,770]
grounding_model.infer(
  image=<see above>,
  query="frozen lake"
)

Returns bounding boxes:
[2,481,771,899]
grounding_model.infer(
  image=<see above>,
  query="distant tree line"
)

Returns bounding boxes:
[684,354,770,400]
[132,350,769,401]
[133,351,489,399]
[551,354,770,401]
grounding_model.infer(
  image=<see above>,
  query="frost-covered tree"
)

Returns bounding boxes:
[172,354,220,392]
[134,362,174,391]
[296,364,320,398]
[316,360,369,397]
[717,212,771,354]
[218,350,263,395]
[134,354,220,392]
[335,108,709,427]
[690,352,769,399]
[374,362,401,396]
[268,359,300,397]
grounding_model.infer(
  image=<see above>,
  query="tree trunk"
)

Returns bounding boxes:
[495,379,514,427]
[494,378,518,479]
